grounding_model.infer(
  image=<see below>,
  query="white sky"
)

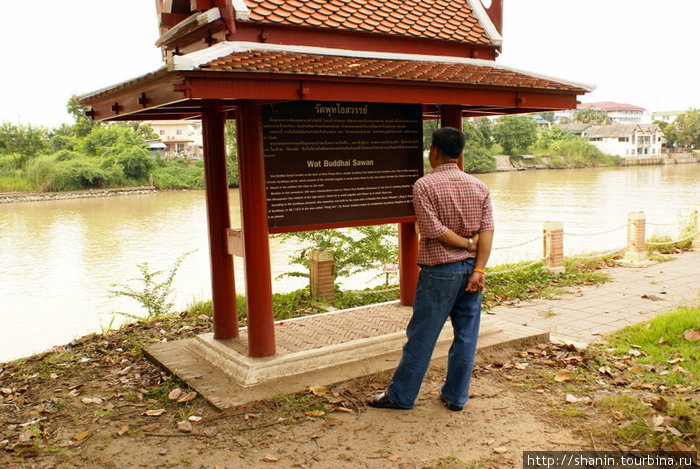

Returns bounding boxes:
[1,0,698,128]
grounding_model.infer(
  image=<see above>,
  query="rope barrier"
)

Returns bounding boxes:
[492,235,543,251]
[646,230,700,246]
[567,246,626,260]
[488,257,545,275]
[565,224,627,237]
[646,221,683,227]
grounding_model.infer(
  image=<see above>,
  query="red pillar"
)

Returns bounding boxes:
[235,101,276,358]
[201,108,238,339]
[399,222,419,305]
[441,105,464,170]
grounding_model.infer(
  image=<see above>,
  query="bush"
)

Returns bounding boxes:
[116,147,154,181]
[463,147,496,173]
[151,161,204,189]
[28,154,125,191]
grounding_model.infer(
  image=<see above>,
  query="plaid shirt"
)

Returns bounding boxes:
[413,163,494,266]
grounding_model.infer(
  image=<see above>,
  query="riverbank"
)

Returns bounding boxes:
[0,186,157,204]
[494,152,700,171]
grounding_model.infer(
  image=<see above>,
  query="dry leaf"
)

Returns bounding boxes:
[177,420,193,433]
[554,370,572,382]
[565,394,591,404]
[683,328,700,342]
[387,455,400,462]
[650,397,668,413]
[651,415,665,427]
[333,407,353,414]
[628,349,642,357]
[305,410,325,417]
[611,411,624,421]
[72,430,90,441]
[493,447,509,454]
[143,409,166,417]
[671,441,693,452]
[177,392,197,403]
[262,454,279,462]
[309,386,327,397]
[116,425,128,436]
[188,415,203,422]
[665,426,682,437]
[168,388,183,400]
[658,337,666,346]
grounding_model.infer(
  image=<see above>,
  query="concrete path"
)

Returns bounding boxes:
[487,250,700,347]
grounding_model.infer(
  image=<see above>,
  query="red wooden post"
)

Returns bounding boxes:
[201,108,238,339]
[235,100,276,358]
[398,222,419,306]
[441,105,464,170]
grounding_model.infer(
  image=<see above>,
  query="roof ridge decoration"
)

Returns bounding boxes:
[466,0,503,47]
[167,41,596,92]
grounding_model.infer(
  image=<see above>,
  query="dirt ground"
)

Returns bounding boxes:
[0,313,605,469]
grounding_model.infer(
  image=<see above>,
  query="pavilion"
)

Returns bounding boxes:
[79,0,591,399]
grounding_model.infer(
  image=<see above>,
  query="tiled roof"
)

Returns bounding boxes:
[242,0,495,45]
[199,49,589,92]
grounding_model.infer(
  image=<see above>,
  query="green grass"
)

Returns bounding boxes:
[580,306,699,449]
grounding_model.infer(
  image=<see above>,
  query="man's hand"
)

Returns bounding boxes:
[466,270,484,292]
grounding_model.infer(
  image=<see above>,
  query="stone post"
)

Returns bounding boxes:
[309,249,335,302]
[624,211,647,263]
[692,208,700,251]
[543,221,565,273]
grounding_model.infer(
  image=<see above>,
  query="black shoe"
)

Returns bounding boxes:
[368,392,409,410]
[440,394,464,412]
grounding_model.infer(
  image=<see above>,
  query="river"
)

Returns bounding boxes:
[1,164,698,362]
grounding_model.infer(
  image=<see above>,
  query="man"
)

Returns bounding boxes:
[369,126,494,411]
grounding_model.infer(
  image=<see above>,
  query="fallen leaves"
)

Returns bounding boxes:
[143,409,166,417]
[683,328,700,342]
[553,369,573,382]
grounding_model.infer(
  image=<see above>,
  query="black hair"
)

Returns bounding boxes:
[431,127,466,159]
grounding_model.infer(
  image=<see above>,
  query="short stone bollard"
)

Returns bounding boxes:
[624,211,647,263]
[691,208,700,251]
[543,221,565,273]
[309,248,335,302]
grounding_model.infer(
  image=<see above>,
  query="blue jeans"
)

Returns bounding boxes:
[387,259,482,409]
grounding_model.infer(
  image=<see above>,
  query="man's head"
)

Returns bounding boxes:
[429,127,465,167]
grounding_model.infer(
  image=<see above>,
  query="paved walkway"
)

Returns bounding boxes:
[486,250,700,347]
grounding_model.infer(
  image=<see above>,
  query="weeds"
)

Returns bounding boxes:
[108,251,195,321]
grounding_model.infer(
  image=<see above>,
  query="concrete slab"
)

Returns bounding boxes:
[145,301,549,410]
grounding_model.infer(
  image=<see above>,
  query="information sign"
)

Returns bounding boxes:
[262,101,423,231]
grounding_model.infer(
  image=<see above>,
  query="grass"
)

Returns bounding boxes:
[550,306,700,450]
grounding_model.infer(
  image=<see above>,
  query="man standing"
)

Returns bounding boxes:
[369,127,494,411]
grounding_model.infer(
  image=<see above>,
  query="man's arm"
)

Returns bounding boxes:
[436,229,479,252]
[467,230,493,292]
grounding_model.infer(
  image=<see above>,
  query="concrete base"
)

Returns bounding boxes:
[145,302,549,410]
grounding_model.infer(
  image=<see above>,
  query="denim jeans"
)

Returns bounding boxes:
[387,258,482,409]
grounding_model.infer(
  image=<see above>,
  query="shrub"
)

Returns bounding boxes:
[116,147,154,181]
[463,147,496,173]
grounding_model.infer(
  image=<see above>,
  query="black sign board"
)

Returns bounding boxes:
[262,101,423,231]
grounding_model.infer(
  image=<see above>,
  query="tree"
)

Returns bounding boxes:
[573,106,611,125]
[67,95,99,138]
[492,115,538,155]
[674,108,700,148]
[473,118,493,148]
[0,122,48,168]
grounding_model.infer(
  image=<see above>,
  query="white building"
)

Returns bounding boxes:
[147,120,203,157]
[582,124,663,157]
[554,102,651,124]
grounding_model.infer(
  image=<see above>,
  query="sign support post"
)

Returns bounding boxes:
[201,108,239,340]
[236,101,277,358]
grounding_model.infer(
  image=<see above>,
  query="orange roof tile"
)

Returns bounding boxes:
[242,0,494,45]
[199,49,588,93]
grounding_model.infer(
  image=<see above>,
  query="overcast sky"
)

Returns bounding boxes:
[1,0,698,128]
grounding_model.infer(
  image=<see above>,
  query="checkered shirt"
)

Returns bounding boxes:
[413,163,494,266]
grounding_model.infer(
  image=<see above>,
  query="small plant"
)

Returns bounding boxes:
[109,251,195,321]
